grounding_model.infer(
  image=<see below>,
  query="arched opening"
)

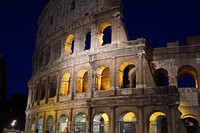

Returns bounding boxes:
[48,76,57,98]
[65,34,75,55]
[40,80,46,100]
[74,113,86,133]
[58,114,69,133]
[31,119,36,132]
[70,0,75,10]
[95,66,110,91]
[35,84,39,102]
[177,65,198,88]
[149,112,168,133]
[99,22,112,46]
[76,69,88,93]
[60,73,70,96]
[154,68,169,86]
[85,32,91,50]
[39,52,43,67]
[38,117,43,133]
[117,112,136,133]
[181,115,200,133]
[44,46,51,66]
[46,115,53,133]
[53,42,61,60]
[119,62,136,88]
[93,113,109,133]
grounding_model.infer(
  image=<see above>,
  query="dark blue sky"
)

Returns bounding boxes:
[0,0,200,99]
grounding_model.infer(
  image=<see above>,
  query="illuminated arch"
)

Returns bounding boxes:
[60,73,71,96]
[74,113,87,133]
[118,112,136,132]
[46,115,54,133]
[177,65,199,88]
[95,66,110,90]
[93,113,109,133]
[181,114,200,133]
[154,68,169,86]
[76,69,88,93]
[99,22,112,45]
[118,62,136,88]
[65,34,75,55]
[149,112,167,133]
[58,114,69,132]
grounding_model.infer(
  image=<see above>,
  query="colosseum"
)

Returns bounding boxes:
[25,0,200,133]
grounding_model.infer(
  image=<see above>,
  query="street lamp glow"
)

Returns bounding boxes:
[11,120,17,127]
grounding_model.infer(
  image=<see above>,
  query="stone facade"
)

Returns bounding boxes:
[25,0,200,133]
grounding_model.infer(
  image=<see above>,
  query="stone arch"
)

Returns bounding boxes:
[53,41,61,60]
[98,22,112,45]
[177,65,199,88]
[31,117,36,132]
[40,80,46,100]
[95,66,110,91]
[65,34,75,55]
[84,31,91,50]
[58,114,69,133]
[44,46,51,66]
[70,0,75,10]
[148,111,168,133]
[181,114,200,133]
[117,112,136,133]
[74,112,87,133]
[93,113,110,133]
[48,76,57,98]
[118,61,136,88]
[37,116,43,133]
[76,69,88,93]
[46,115,54,133]
[154,68,169,86]
[60,73,71,96]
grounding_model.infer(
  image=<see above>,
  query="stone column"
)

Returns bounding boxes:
[138,107,144,133]
[137,51,145,88]
[110,57,116,91]
[110,106,116,133]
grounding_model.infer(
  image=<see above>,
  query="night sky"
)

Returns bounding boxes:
[0,0,200,99]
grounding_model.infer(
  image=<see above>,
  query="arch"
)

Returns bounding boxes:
[40,80,46,100]
[74,113,87,133]
[48,76,57,98]
[60,73,71,96]
[99,22,112,45]
[95,66,110,91]
[177,65,198,88]
[46,115,54,133]
[154,68,169,86]
[84,32,91,50]
[117,112,136,133]
[38,117,43,133]
[65,34,75,55]
[31,118,36,132]
[58,114,69,133]
[70,0,75,10]
[181,114,200,133]
[76,69,88,93]
[118,62,136,88]
[93,113,109,133]
[148,112,167,133]
[39,52,43,67]
[53,42,61,60]
[44,46,51,66]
